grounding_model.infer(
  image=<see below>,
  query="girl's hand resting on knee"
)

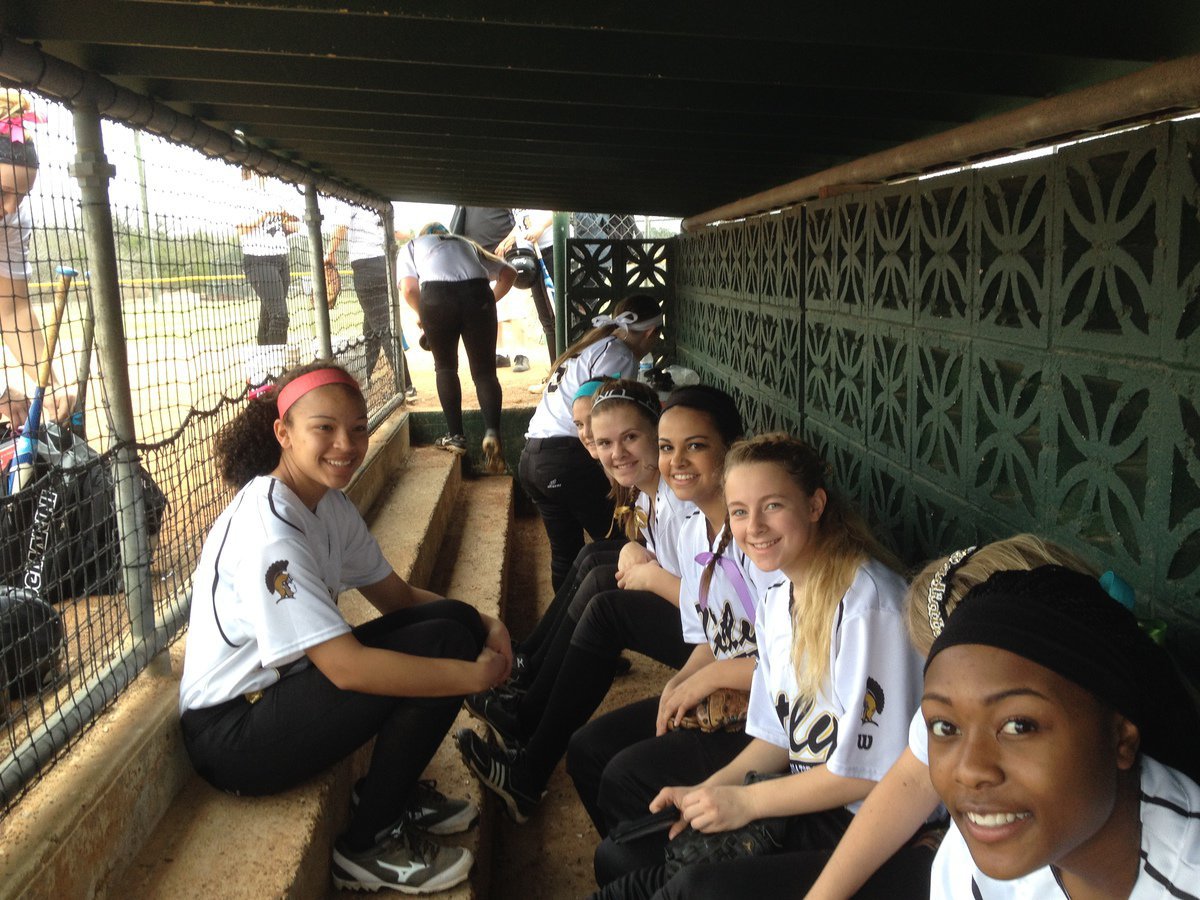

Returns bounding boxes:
[617,542,654,572]
[673,784,756,836]
[616,559,664,592]
[473,647,509,692]
[479,613,514,682]
[655,668,715,734]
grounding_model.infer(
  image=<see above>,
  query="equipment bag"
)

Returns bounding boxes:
[0,584,63,701]
[0,424,167,603]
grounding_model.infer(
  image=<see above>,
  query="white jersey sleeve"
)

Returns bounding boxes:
[745,559,921,810]
[908,708,929,765]
[645,476,692,577]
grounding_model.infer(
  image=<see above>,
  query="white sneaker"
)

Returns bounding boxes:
[332,826,472,894]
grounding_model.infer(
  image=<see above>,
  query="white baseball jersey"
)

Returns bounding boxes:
[345,206,386,262]
[237,179,300,257]
[0,202,33,279]
[398,233,510,286]
[930,755,1200,899]
[746,558,920,811]
[644,475,694,578]
[677,510,770,660]
[525,335,638,439]
[514,209,554,251]
[179,476,392,712]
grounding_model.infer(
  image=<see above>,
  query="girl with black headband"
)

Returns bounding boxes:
[922,564,1200,899]
[805,535,1097,900]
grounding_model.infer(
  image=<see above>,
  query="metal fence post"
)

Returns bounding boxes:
[553,211,569,356]
[381,204,408,395]
[305,183,333,358]
[69,100,158,665]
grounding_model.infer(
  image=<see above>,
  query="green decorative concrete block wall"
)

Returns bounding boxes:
[675,118,1200,662]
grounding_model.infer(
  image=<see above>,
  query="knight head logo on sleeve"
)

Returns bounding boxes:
[265,560,296,602]
[860,676,885,726]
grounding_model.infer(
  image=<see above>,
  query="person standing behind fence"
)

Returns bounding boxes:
[237,168,299,346]
[0,90,73,425]
[399,223,516,471]
[325,206,415,395]
[178,360,513,894]
[497,209,557,366]
[519,294,662,591]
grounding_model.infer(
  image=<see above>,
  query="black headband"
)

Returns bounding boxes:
[926,565,1200,779]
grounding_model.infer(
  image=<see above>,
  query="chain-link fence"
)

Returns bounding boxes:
[0,89,409,815]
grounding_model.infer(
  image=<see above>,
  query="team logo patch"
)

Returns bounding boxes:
[266,559,296,602]
[860,676,885,726]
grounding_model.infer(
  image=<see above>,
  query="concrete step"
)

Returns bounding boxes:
[329,473,514,900]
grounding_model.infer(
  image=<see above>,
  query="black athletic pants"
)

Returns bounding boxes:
[571,698,751,860]
[592,809,936,899]
[518,436,616,591]
[418,278,502,435]
[520,588,692,791]
[350,255,410,385]
[244,253,290,345]
[515,539,625,674]
[180,599,485,850]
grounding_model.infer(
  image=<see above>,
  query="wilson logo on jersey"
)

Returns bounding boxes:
[699,601,754,657]
[265,559,296,602]
[777,693,839,766]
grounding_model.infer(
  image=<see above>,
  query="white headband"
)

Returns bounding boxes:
[591,310,663,334]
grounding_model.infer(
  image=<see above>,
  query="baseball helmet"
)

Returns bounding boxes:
[504,247,538,290]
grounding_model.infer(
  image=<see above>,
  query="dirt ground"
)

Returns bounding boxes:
[492,515,673,900]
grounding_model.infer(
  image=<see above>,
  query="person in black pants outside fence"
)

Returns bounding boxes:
[178,361,513,895]
[399,223,516,471]
[325,206,415,396]
[237,167,300,346]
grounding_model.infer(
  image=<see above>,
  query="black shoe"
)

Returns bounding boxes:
[434,433,467,455]
[350,778,479,837]
[495,353,511,367]
[464,687,524,750]
[455,728,544,824]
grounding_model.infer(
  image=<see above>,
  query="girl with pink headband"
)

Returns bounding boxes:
[179,361,513,894]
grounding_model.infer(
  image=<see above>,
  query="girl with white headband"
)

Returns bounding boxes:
[519,293,663,592]
[178,361,513,895]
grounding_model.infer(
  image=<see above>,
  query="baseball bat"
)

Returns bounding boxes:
[7,266,77,493]
[533,243,556,307]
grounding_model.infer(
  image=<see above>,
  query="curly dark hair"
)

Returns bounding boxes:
[213,360,360,488]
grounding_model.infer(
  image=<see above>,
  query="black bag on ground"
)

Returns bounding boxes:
[0,585,63,700]
[0,424,167,603]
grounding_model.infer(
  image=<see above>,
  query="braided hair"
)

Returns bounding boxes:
[723,432,899,701]
[213,360,361,489]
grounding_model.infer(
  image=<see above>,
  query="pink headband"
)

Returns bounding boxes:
[275,369,360,418]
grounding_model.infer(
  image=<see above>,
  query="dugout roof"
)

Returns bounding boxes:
[5,1,1200,217]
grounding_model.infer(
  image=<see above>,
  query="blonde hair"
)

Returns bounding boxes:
[550,294,661,373]
[724,433,900,701]
[905,534,1096,655]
